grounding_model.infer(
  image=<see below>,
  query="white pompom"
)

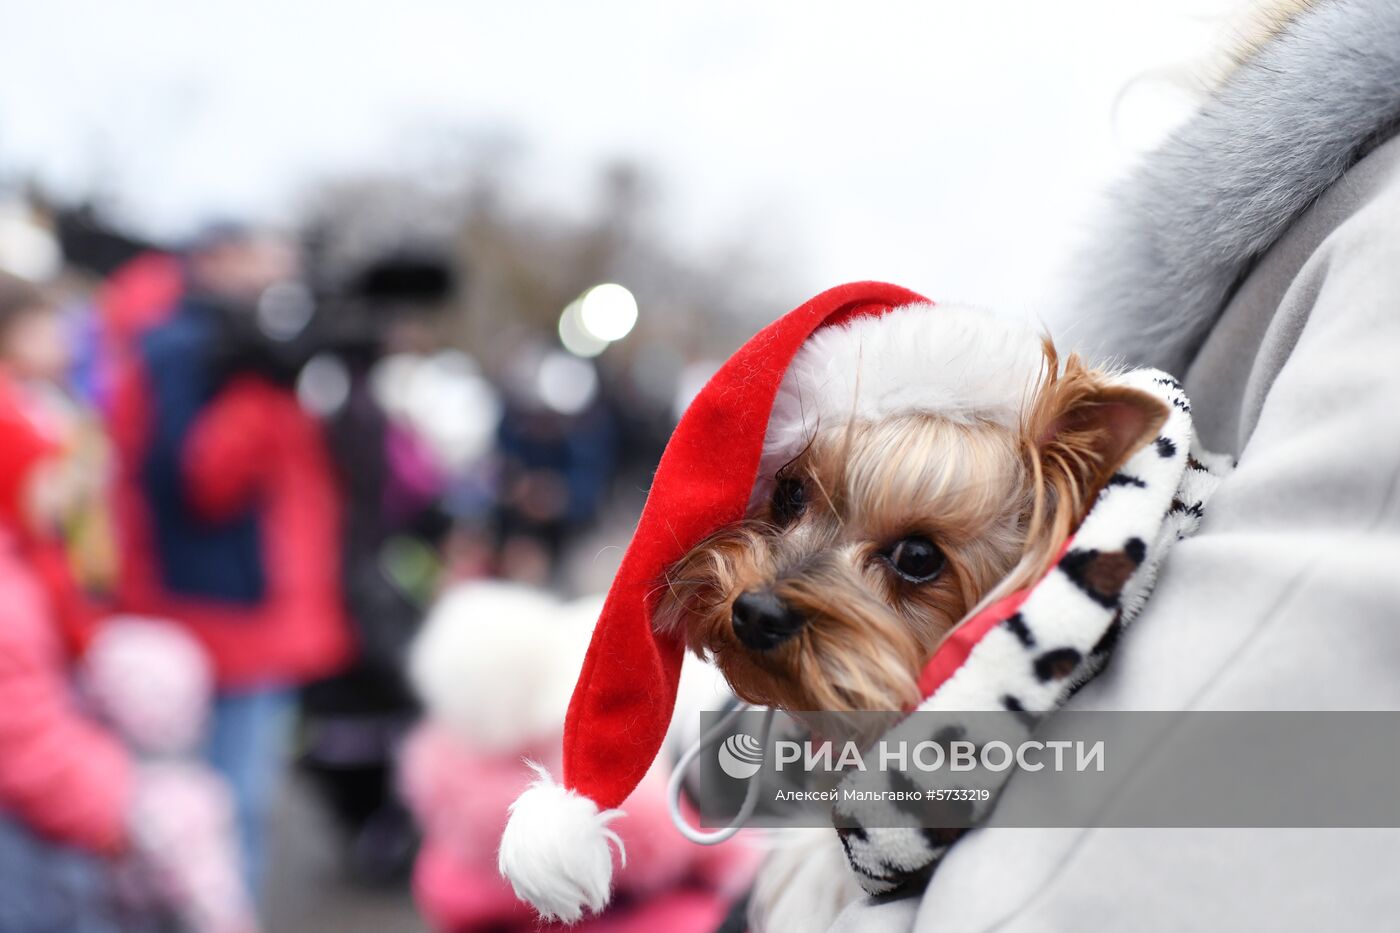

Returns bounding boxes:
[498,762,626,923]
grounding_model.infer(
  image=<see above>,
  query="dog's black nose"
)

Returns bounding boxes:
[731,589,804,650]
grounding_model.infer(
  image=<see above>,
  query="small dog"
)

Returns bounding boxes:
[652,305,1170,932]
[657,308,1167,715]
[495,299,1182,933]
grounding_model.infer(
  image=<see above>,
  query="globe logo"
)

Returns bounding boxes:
[717,733,764,780]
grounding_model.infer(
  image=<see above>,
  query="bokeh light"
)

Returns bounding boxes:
[536,350,598,415]
[578,283,637,342]
[296,352,351,416]
[557,298,609,357]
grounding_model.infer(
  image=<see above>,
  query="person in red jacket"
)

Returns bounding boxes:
[0,276,135,928]
[105,229,353,898]
[0,271,254,933]
[0,385,142,930]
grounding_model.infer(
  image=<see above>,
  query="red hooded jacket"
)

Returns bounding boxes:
[104,258,352,688]
[114,375,353,687]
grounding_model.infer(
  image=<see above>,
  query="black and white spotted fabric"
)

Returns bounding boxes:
[832,369,1232,896]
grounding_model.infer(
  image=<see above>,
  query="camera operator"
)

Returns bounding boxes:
[296,252,460,881]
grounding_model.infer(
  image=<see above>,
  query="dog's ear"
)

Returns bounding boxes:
[1028,363,1169,508]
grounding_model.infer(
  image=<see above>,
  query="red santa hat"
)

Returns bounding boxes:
[499,281,1050,922]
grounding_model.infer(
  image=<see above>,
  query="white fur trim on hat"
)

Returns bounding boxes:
[498,763,625,924]
[757,303,1047,493]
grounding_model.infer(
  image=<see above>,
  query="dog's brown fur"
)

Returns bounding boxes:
[656,341,1167,712]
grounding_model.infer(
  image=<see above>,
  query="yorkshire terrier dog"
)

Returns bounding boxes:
[497,302,1182,933]
[656,305,1168,715]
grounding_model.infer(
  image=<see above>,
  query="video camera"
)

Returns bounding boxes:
[208,250,458,386]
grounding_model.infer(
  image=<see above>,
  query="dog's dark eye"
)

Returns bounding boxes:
[886,536,946,583]
[771,476,806,526]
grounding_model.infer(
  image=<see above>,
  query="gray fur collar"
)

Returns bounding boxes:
[1068,0,1400,374]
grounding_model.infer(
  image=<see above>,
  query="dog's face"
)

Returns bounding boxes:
[656,345,1167,713]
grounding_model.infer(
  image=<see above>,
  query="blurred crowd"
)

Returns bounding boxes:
[0,204,751,932]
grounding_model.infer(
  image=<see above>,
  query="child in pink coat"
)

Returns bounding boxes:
[399,582,758,933]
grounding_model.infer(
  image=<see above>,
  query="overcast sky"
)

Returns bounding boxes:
[0,0,1235,320]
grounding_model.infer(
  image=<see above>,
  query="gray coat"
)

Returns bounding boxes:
[833,1,1400,929]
